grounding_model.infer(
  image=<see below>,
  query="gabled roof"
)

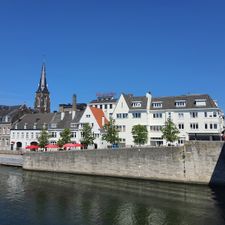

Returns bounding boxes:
[122,94,148,110]
[90,107,108,128]
[150,94,218,110]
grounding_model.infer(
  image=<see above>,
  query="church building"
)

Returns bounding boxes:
[34,63,50,113]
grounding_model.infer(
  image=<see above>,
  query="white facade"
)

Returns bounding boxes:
[79,106,108,149]
[88,96,117,120]
[113,93,224,147]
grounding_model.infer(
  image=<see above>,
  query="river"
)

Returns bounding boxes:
[0,165,225,225]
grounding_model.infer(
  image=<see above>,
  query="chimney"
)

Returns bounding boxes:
[146,91,152,110]
[72,94,77,111]
[61,112,65,120]
[72,111,76,120]
[102,116,105,127]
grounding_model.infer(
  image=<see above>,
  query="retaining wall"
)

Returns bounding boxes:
[22,141,225,185]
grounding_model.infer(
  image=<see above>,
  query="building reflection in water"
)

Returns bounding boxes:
[0,166,225,225]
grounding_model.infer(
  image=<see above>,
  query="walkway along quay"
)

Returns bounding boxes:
[0,151,23,167]
[20,141,225,186]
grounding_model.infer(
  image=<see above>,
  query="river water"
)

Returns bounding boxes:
[0,166,225,225]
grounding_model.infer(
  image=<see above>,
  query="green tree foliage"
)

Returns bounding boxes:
[102,118,120,145]
[80,123,95,149]
[57,128,72,147]
[161,118,180,143]
[38,129,49,148]
[132,124,148,145]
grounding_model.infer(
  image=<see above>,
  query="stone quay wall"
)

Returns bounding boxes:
[22,141,225,185]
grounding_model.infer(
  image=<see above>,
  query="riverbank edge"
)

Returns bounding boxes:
[1,141,225,185]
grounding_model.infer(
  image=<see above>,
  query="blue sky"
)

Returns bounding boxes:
[0,0,224,111]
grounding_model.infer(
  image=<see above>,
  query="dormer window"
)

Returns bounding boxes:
[24,123,27,129]
[175,100,186,107]
[43,123,47,129]
[195,99,206,107]
[33,123,37,129]
[15,124,18,129]
[51,123,57,128]
[131,101,142,107]
[152,102,162,108]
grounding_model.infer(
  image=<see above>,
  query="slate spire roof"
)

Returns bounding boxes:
[36,63,49,93]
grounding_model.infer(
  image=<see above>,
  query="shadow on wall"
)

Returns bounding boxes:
[209,143,225,186]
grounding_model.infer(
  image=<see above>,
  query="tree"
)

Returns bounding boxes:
[80,123,95,149]
[102,118,120,145]
[57,128,72,147]
[161,118,180,144]
[132,124,148,145]
[38,129,49,148]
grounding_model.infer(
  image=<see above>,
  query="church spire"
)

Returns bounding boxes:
[36,63,49,93]
[34,63,51,113]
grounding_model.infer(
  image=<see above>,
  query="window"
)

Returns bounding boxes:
[51,123,57,128]
[71,132,76,138]
[31,132,34,139]
[204,112,207,117]
[150,126,162,132]
[12,132,15,139]
[178,113,184,119]
[116,125,126,132]
[190,112,198,118]
[33,123,37,129]
[213,111,217,117]
[190,123,198,129]
[132,113,141,118]
[21,132,24,138]
[195,99,206,107]
[210,124,213,129]
[86,114,91,118]
[195,99,206,106]
[104,104,108,109]
[24,123,27,129]
[214,124,218,129]
[71,123,78,128]
[51,132,57,138]
[205,124,208,129]
[100,105,102,109]
[110,104,113,109]
[153,113,162,118]
[131,102,142,107]
[26,132,29,139]
[152,102,162,108]
[175,100,186,107]
[116,113,128,119]
[178,124,184,129]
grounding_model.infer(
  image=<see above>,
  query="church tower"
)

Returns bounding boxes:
[34,63,50,113]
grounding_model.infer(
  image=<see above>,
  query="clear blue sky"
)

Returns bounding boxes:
[0,0,224,112]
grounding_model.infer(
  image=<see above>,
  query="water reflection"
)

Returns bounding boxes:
[0,165,225,225]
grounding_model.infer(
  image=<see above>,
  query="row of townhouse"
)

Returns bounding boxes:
[7,92,225,150]
[10,105,108,150]
[88,92,224,147]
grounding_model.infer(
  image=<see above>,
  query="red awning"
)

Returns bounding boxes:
[63,143,83,148]
[45,144,59,148]
[25,145,39,149]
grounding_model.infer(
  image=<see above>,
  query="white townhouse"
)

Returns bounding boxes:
[79,106,108,149]
[113,92,224,147]
[112,92,151,146]
[88,94,117,120]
